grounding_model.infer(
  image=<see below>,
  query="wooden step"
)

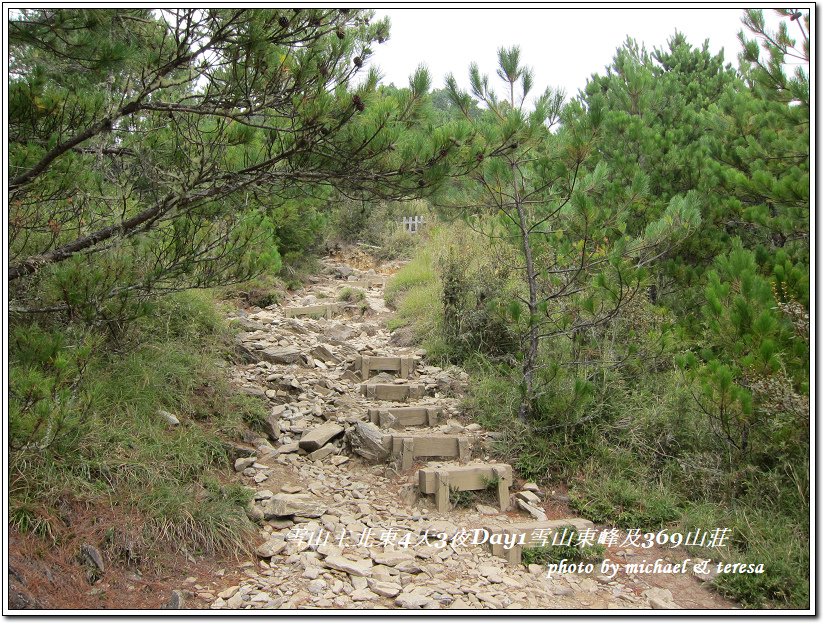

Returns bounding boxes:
[482,518,595,564]
[282,303,342,319]
[389,434,470,471]
[418,463,513,513]
[368,406,444,429]
[360,383,425,402]
[355,355,417,380]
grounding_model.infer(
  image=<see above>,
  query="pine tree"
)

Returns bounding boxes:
[680,9,810,464]
[443,46,699,421]
[8,9,462,320]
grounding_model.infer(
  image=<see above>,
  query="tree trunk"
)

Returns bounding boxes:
[513,175,539,423]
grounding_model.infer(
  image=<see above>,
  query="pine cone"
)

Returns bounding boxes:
[278,16,289,28]
[336,28,345,39]
[353,56,363,68]
[352,95,365,112]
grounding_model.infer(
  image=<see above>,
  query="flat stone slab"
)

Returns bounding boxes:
[389,434,470,471]
[345,277,387,289]
[360,383,425,402]
[355,355,417,380]
[259,346,302,365]
[310,344,341,364]
[368,406,443,428]
[418,463,513,513]
[483,518,595,564]
[262,493,326,519]
[323,555,373,577]
[282,303,342,319]
[298,422,345,452]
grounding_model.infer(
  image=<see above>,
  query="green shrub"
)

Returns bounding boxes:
[569,472,681,530]
[338,287,366,302]
[220,274,283,308]
[679,503,808,608]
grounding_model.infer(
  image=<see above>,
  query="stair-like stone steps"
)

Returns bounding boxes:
[367,405,444,428]
[388,434,471,470]
[482,518,595,564]
[359,383,426,401]
[418,463,514,513]
[354,355,418,380]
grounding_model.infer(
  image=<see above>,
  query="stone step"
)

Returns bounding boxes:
[344,277,387,289]
[354,355,418,380]
[282,303,343,319]
[368,406,444,429]
[389,434,471,471]
[482,518,596,564]
[360,383,426,402]
[418,463,513,513]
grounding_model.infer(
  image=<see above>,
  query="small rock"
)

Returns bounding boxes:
[255,539,286,558]
[157,410,180,426]
[81,544,105,575]
[368,580,402,598]
[351,588,378,601]
[371,550,414,567]
[643,587,681,609]
[234,456,256,472]
[307,579,327,595]
[262,493,326,518]
[309,445,335,462]
[516,490,542,505]
[323,555,373,577]
[260,346,302,365]
[217,586,239,600]
[395,593,431,609]
[516,498,547,521]
[276,442,300,455]
[476,504,499,515]
[163,590,185,609]
[299,422,345,452]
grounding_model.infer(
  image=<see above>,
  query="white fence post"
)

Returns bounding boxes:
[402,216,425,233]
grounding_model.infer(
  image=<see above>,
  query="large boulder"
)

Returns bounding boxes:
[346,421,390,462]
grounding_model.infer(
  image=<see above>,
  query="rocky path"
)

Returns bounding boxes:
[202,251,735,611]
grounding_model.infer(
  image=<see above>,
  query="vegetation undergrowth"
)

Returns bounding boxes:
[521,527,606,566]
[386,220,809,608]
[9,290,267,560]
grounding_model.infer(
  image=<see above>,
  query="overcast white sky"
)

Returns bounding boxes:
[367,8,780,101]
